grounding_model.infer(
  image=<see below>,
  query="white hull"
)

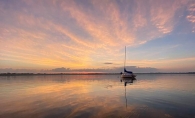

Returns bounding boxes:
[121,73,136,78]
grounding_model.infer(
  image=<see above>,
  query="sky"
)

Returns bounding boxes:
[0,0,195,72]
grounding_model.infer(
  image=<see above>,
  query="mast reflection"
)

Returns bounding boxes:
[120,77,136,109]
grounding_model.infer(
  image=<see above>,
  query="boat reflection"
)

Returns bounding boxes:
[120,77,136,86]
[120,77,136,109]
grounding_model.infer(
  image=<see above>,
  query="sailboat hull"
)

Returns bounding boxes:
[121,73,136,78]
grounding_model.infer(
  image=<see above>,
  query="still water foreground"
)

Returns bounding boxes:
[0,74,195,118]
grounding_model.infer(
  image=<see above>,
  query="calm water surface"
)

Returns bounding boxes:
[0,74,195,118]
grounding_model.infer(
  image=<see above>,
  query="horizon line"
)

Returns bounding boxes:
[0,72,195,76]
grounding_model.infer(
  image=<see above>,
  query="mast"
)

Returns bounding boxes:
[124,46,126,71]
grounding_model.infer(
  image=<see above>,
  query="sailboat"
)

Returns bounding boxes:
[121,46,136,78]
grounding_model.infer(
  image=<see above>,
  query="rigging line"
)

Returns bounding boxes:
[124,46,126,72]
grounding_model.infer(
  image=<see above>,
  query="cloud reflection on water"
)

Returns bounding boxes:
[0,74,195,118]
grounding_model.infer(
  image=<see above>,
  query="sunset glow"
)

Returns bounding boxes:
[0,0,195,72]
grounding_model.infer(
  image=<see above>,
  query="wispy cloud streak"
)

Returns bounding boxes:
[0,0,194,71]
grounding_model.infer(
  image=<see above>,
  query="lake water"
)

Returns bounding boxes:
[0,74,195,118]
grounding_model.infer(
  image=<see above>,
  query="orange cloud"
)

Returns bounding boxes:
[0,0,194,70]
[150,0,186,34]
[187,3,195,23]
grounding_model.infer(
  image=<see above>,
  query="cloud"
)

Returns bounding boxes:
[51,67,70,72]
[104,62,113,65]
[0,68,39,73]
[145,0,187,37]
[0,0,194,70]
[186,2,195,32]
[187,2,195,23]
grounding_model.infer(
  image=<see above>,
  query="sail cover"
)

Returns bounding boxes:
[124,68,133,73]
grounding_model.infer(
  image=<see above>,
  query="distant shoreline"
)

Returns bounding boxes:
[0,72,195,76]
[0,73,120,76]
